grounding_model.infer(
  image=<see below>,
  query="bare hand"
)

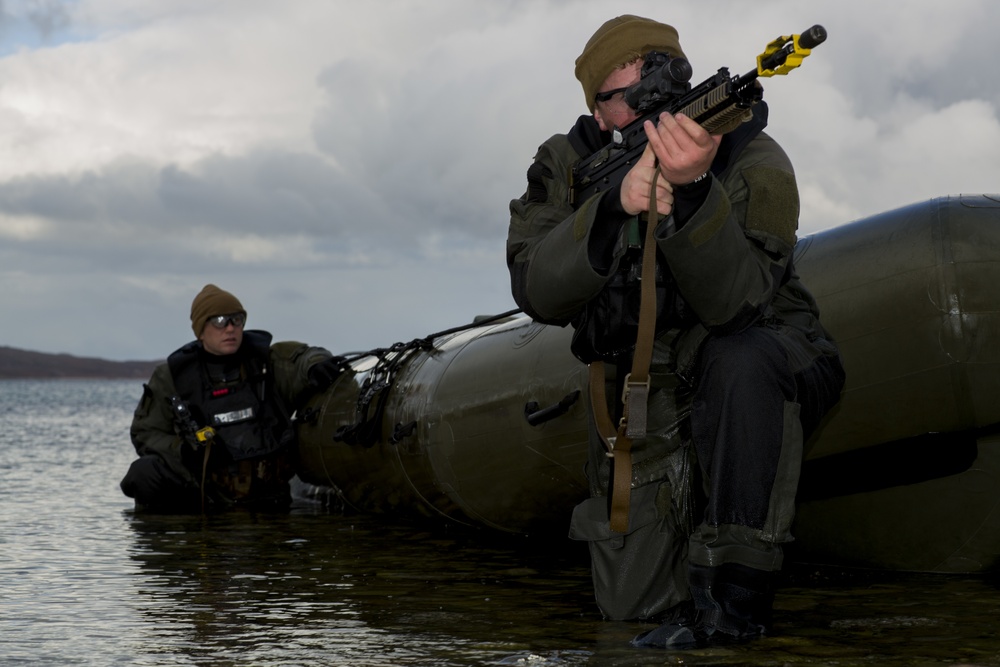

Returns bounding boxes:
[619,142,675,217]
[643,112,722,185]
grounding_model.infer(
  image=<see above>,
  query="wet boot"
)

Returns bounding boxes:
[631,562,775,649]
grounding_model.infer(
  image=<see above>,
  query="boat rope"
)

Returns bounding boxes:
[332,308,523,447]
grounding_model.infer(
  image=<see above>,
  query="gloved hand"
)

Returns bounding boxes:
[307,356,347,390]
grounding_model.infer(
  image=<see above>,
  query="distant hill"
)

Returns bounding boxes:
[0,346,162,379]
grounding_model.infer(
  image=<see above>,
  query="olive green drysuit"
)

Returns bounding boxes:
[507,105,844,622]
[122,332,334,510]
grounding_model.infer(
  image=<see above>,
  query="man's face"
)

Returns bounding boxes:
[593,59,643,133]
[199,313,245,356]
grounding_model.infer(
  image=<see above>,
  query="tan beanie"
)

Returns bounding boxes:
[190,284,246,337]
[575,15,687,112]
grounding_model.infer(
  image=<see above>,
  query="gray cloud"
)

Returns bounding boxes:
[26,0,69,39]
[1,0,998,360]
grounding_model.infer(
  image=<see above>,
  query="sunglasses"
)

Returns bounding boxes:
[206,313,246,329]
[593,86,630,104]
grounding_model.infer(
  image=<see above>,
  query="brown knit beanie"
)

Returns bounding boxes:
[190,284,246,337]
[575,15,686,112]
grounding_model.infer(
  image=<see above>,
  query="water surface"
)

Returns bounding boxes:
[2,380,999,666]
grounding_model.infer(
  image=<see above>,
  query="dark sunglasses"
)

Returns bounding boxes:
[594,86,629,104]
[206,313,246,329]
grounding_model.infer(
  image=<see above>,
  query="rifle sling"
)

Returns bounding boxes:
[589,167,662,534]
[200,438,212,513]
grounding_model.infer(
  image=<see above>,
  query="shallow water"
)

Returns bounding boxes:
[2,379,1000,666]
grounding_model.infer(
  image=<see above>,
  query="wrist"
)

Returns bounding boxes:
[672,171,711,227]
[675,171,710,196]
[599,184,634,220]
[683,171,709,187]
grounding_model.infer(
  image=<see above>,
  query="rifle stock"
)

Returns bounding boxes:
[571,25,826,207]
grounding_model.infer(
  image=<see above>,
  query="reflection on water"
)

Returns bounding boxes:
[3,379,1000,666]
[123,509,598,666]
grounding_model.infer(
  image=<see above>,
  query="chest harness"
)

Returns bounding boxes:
[167,330,294,464]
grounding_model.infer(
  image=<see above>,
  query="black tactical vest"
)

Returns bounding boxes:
[167,330,294,461]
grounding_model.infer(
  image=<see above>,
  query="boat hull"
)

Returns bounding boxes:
[297,194,1000,572]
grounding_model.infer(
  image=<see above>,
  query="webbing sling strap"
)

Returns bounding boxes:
[200,439,213,513]
[590,168,663,534]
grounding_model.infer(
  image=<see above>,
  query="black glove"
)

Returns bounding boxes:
[307,356,346,390]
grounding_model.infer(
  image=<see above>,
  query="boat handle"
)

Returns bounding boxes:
[524,390,581,426]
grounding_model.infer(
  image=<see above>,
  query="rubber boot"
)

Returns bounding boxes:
[631,562,775,649]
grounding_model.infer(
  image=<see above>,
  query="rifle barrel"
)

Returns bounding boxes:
[799,24,827,49]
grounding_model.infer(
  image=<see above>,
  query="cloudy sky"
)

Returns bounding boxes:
[1,0,997,361]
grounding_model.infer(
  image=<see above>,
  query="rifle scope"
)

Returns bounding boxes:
[624,51,693,113]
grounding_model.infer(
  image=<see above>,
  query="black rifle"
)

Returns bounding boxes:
[571,25,827,205]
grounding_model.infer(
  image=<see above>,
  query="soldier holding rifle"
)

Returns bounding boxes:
[507,15,845,648]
